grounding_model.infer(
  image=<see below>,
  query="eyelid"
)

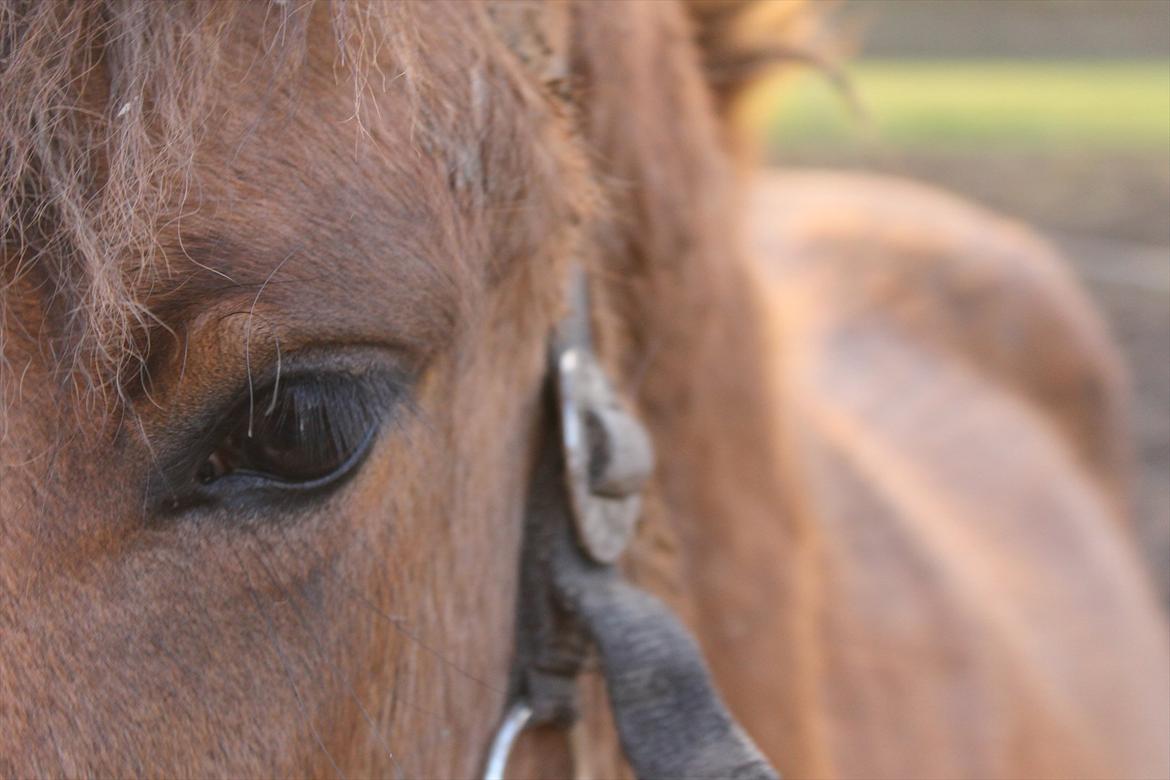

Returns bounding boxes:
[199,421,381,496]
[204,373,384,478]
[146,357,412,515]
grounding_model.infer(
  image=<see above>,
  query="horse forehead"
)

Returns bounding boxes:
[3,3,570,433]
[146,24,536,358]
[194,11,561,261]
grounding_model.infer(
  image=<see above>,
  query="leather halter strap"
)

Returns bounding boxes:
[484,268,780,780]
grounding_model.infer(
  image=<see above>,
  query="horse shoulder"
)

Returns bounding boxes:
[744,169,1169,779]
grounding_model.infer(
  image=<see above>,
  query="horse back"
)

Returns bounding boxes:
[704,170,1169,779]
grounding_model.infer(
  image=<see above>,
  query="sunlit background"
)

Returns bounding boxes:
[760,0,1170,600]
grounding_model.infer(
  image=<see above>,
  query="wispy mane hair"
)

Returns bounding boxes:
[0,0,406,408]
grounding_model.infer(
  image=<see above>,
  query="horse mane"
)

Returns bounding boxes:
[0,0,818,409]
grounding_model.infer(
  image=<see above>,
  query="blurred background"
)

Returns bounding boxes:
[760,0,1169,601]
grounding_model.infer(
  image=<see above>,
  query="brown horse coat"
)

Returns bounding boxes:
[0,1,1166,778]
[701,170,1170,779]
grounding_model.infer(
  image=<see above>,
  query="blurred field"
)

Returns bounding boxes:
[762,52,1170,602]
[770,60,1170,150]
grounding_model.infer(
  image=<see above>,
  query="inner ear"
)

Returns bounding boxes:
[485,0,570,88]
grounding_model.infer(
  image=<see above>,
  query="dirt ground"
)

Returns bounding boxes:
[771,149,1170,603]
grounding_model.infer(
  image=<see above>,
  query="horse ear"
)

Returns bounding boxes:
[485,0,571,89]
[681,0,828,114]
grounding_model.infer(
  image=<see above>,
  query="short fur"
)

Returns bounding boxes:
[1,2,1166,778]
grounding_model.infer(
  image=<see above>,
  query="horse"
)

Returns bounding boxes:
[1,1,1166,778]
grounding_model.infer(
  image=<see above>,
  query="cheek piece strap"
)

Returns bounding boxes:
[483,267,780,780]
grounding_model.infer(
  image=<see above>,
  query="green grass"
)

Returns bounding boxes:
[768,60,1170,151]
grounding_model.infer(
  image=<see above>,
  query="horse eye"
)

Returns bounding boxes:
[196,375,380,488]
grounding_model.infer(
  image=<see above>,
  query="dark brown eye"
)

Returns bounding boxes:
[196,375,381,487]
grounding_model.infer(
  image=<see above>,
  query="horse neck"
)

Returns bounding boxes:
[572,0,790,584]
[566,1,804,769]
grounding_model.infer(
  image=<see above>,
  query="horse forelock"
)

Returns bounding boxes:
[0,0,508,422]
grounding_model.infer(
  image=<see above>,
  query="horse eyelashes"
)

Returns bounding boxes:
[196,374,385,489]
